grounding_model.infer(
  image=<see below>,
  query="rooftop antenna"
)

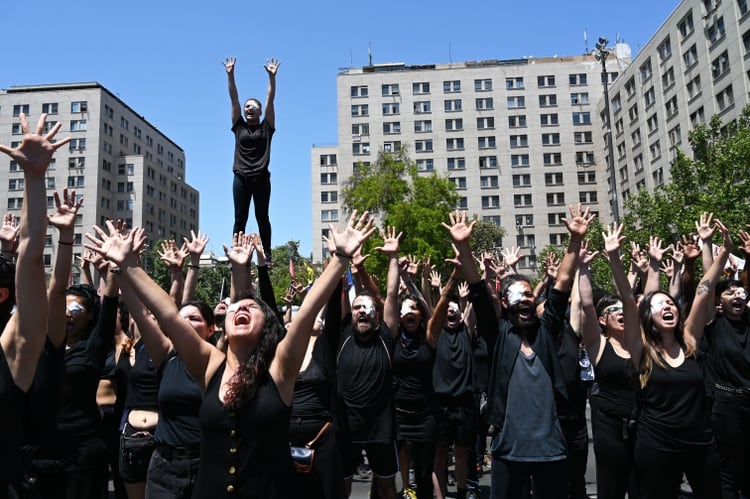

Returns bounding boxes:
[449,42,453,64]
[349,48,353,68]
[584,29,589,55]
[368,42,372,66]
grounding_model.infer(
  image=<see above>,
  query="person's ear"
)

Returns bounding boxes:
[0,288,9,304]
[501,296,509,310]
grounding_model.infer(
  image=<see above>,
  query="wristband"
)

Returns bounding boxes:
[335,251,353,260]
[58,240,74,246]
[187,264,200,270]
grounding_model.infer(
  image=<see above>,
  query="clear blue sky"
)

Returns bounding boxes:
[0,0,679,257]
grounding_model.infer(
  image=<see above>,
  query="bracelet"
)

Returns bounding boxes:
[58,240,74,246]
[187,264,200,270]
[334,251,353,260]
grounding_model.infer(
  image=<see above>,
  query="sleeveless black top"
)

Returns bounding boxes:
[591,340,638,419]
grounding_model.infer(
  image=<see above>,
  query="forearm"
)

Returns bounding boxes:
[182,260,200,304]
[170,268,185,306]
[554,238,582,292]
[47,229,74,347]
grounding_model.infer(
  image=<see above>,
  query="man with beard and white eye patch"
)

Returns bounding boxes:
[445,206,594,499]
[702,276,750,498]
[336,226,402,499]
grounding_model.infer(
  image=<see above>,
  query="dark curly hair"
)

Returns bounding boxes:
[223,290,285,411]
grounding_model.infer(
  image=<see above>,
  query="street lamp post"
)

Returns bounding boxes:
[595,37,620,224]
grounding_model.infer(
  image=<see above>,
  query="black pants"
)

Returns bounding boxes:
[634,439,721,499]
[232,173,271,254]
[490,458,567,499]
[559,414,589,499]
[591,408,638,499]
[289,418,346,499]
[712,387,750,499]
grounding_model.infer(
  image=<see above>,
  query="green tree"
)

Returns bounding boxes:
[470,218,507,255]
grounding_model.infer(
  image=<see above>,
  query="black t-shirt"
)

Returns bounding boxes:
[703,314,750,389]
[154,351,201,448]
[433,326,475,400]
[337,323,396,443]
[232,119,274,177]
[0,345,26,487]
[25,339,65,449]
[391,331,435,408]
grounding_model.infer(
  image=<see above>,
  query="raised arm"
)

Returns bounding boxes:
[556,204,595,293]
[0,213,19,260]
[696,211,716,280]
[117,276,172,368]
[182,230,209,304]
[375,226,402,337]
[644,235,667,295]
[47,189,83,348]
[271,211,375,403]
[263,58,279,129]
[0,113,70,391]
[578,241,605,363]
[223,56,242,125]
[250,233,281,322]
[224,232,255,300]
[158,239,186,306]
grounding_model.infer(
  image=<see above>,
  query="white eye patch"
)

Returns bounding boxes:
[734,288,748,300]
[650,295,667,314]
[507,283,526,306]
[67,302,86,316]
[400,302,414,318]
[448,302,460,314]
[227,303,241,314]
[362,301,376,319]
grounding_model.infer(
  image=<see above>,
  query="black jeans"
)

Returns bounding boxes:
[591,408,638,499]
[232,173,271,254]
[490,457,567,499]
[712,387,750,499]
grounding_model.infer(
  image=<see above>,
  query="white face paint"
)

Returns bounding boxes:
[650,295,667,314]
[448,302,460,314]
[401,301,415,318]
[363,300,376,319]
[227,302,240,314]
[66,302,87,317]
[507,283,526,306]
[734,288,748,301]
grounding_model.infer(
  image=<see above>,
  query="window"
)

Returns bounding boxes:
[444,99,462,112]
[507,96,525,109]
[611,94,622,113]
[381,84,399,96]
[570,92,589,105]
[11,123,22,135]
[640,59,653,82]
[447,158,466,172]
[415,139,433,152]
[539,94,557,107]
[505,77,523,89]
[319,154,337,166]
[382,102,400,115]
[8,179,24,191]
[579,191,598,204]
[576,151,595,165]
[480,175,499,188]
[445,118,463,131]
[538,75,555,87]
[509,135,528,148]
[450,177,467,190]
[574,131,593,144]
[545,172,564,186]
[475,79,493,91]
[7,198,22,210]
[352,123,370,136]
[578,172,596,184]
[514,194,533,207]
[383,121,401,134]
[542,133,560,145]
[508,115,526,128]
[482,195,500,209]
[69,138,86,151]
[653,167,664,186]
[512,174,532,187]
[320,172,337,184]
[446,138,464,150]
[320,191,338,203]
[511,154,530,167]
[67,176,85,188]
[516,214,534,227]
[569,73,587,85]
[649,140,662,161]
[617,142,627,159]
[457,197,468,210]
[540,113,559,126]
[683,44,698,68]
[711,50,730,79]
[350,85,368,97]
[517,235,536,250]
[644,87,655,108]
[543,152,562,166]
[12,104,29,116]
[477,117,495,129]
[572,112,591,125]
[413,120,431,133]
[475,98,493,110]
[717,85,734,111]
[443,80,461,93]
[42,102,58,114]
[412,82,430,94]
[707,17,725,44]
[744,29,750,54]
[71,101,88,113]
[633,154,644,173]
[546,192,565,206]
[740,0,748,15]
[382,141,400,152]
[658,37,672,61]
[690,106,705,127]
[414,101,431,114]
[687,75,702,99]
[665,96,678,118]
[68,157,85,169]
[351,104,369,117]
[416,159,434,171]
[678,11,694,39]
[662,66,675,88]
[478,136,497,149]
[628,104,639,122]
[321,210,339,222]
[479,155,498,169]
[631,128,642,147]
[625,78,636,98]
[668,125,682,147]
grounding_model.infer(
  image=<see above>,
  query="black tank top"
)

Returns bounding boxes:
[392,331,435,409]
[591,340,638,419]
[124,341,159,412]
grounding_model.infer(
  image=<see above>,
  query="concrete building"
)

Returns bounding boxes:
[0,82,199,276]
[311,52,626,265]
[599,0,750,217]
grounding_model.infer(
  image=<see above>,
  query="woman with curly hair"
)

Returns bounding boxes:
[85,211,375,497]
[604,220,729,499]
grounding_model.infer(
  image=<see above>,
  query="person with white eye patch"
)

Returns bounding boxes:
[448,205,594,499]
[610,217,732,499]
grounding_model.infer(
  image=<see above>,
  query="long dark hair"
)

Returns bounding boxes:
[399,293,428,337]
[224,290,285,411]
[637,290,693,388]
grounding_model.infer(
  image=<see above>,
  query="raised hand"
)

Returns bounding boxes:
[458,281,470,300]
[222,56,236,74]
[159,240,185,269]
[647,235,667,262]
[183,229,209,258]
[84,220,137,266]
[603,223,625,254]
[331,210,376,258]
[579,241,598,266]
[680,234,701,260]
[561,203,595,240]
[695,212,717,241]
[429,270,442,288]
[0,213,19,253]
[405,255,419,277]
[223,232,254,267]
[375,226,402,255]
[502,246,522,269]
[265,58,280,76]
[47,188,83,231]
[0,113,71,176]
[442,210,475,245]
[660,259,675,279]
[739,228,750,256]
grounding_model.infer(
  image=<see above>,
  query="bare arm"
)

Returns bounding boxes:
[182,230,209,304]
[223,56,242,125]
[224,233,255,301]
[376,226,402,338]
[118,276,172,368]
[263,58,279,129]
[555,204,595,293]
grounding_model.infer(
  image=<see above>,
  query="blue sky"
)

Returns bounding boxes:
[1,0,679,257]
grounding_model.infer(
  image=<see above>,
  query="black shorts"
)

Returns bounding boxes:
[340,440,399,479]
[435,399,477,448]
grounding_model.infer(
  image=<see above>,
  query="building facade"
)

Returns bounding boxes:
[0,82,199,275]
[311,53,625,264]
[599,0,750,217]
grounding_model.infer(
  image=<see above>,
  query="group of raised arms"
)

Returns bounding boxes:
[3,114,750,499]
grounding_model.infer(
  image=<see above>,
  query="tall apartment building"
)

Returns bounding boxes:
[311,53,626,264]
[0,82,199,276]
[599,0,750,216]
